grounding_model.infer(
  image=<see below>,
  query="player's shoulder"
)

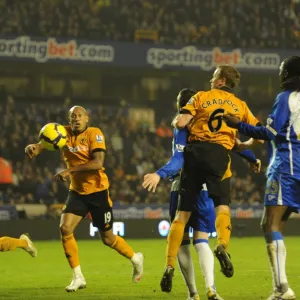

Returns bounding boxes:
[273,91,293,112]
[193,90,206,99]
[276,91,291,102]
[271,91,290,109]
[87,127,105,142]
[87,126,103,133]
[228,93,247,109]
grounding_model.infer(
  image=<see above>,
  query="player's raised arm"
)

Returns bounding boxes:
[143,88,196,193]
[142,128,188,192]
[24,142,45,158]
[234,147,261,173]
[25,123,67,157]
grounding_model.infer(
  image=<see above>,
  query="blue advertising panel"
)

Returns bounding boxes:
[0,36,291,73]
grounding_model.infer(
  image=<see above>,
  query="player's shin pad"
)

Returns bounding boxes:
[215,212,231,250]
[177,244,197,296]
[166,220,185,268]
[266,241,288,288]
[61,233,80,268]
[111,236,134,259]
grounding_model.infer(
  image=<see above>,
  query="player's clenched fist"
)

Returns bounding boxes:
[249,159,261,174]
[142,173,161,193]
[24,143,44,158]
[222,113,241,128]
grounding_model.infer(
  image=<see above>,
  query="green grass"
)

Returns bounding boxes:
[0,238,299,300]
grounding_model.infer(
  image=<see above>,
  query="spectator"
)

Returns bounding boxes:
[0,0,299,49]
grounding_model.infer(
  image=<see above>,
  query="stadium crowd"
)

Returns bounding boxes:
[0,0,300,49]
[0,95,267,208]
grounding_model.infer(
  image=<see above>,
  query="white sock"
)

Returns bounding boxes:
[177,243,198,296]
[73,265,83,278]
[266,241,288,289]
[265,232,289,292]
[194,240,215,289]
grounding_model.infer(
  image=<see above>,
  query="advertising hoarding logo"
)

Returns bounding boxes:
[90,222,125,237]
[147,46,280,71]
[0,36,114,63]
[158,220,170,237]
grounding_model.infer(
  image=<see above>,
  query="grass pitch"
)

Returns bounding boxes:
[0,237,299,300]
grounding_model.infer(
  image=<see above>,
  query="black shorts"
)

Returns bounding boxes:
[179,141,231,211]
[62,189,113,231]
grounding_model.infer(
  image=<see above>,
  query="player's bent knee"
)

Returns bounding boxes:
[60,224,73,236]
[100,230,116,246]
[215,206,231,217]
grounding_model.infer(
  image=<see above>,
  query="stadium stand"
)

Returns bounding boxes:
[0,0,299,48]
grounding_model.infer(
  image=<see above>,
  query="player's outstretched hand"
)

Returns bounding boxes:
[53,169,70,182]
[142,173,161,193]
[249,159,261,173]
[223,113,241,128]
[25,143,44,158]
[233,138,247,151]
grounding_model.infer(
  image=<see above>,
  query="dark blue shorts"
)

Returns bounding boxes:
[169,185,216,233]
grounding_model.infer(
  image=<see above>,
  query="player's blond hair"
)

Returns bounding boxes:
[218,65,241,89]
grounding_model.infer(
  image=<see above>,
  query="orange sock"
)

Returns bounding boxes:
[111,236,134,259]
[61,233,80,268]
[215,211,232,250]
[166,220,185,268]
[0,237,27,251]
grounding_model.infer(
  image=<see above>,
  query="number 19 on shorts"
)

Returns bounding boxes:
[104,212,111,224]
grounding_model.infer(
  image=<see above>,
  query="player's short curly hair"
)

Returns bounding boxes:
[280,56,300,91]
[177,88,196,109]
[218,65,241,89]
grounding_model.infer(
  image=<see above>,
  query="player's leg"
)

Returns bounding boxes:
[0,234,37,257]
[261,206,295,300]
[192,190,223,300]
[89,190,144,283]
[192,142,233,277]
[178,232,199,300]
[262,174,298,300]
[161,143,203,292]
[60,191,87,292]
[193,231,223,300]
[207,176,233,278]
[161,207,193,292]
[166,144,200,270]
[169,182,198,299]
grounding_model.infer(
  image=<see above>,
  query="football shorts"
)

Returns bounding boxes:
[264,172,300,212]
[63,189,113,231]
[179,141,231,211]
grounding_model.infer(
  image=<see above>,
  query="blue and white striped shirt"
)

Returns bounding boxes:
[238,90,300,176]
